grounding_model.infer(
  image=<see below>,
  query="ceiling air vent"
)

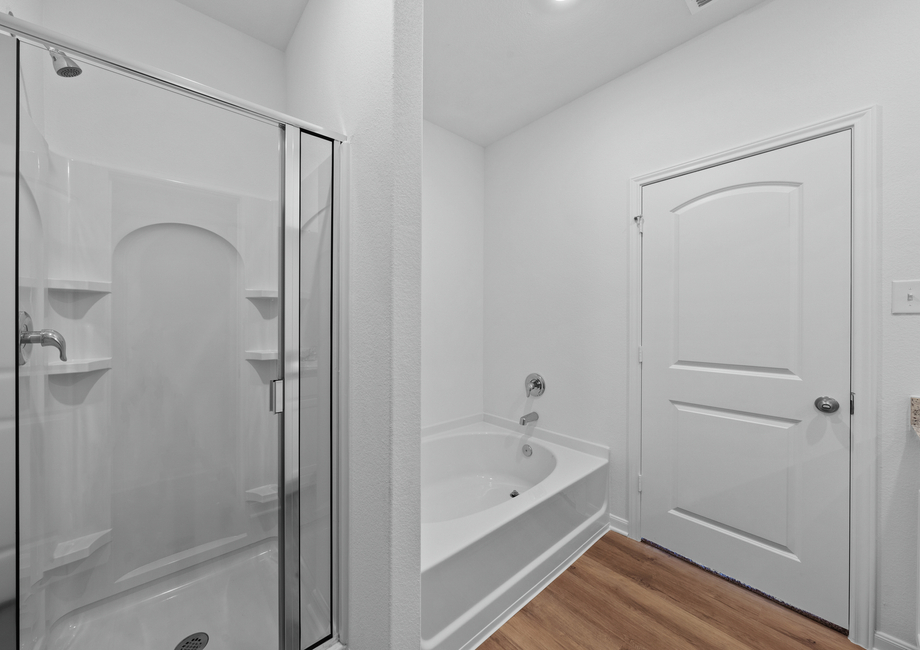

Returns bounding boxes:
[684,0,719,14]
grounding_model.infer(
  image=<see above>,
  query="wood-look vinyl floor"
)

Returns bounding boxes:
[479,532,857,650]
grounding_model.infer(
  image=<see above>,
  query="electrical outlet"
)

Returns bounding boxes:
[892,280,920,314]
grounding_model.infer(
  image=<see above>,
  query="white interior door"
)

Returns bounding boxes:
[640,131,851,628]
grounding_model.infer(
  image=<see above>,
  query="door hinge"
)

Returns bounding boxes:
[638,346,643,363]
[638,473,643,493]
[270,379,284,414]
[634,215,644,233]
[850,392,855,415]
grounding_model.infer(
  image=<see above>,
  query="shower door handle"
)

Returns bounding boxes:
[270,379,284,414]
[18,311,67,365]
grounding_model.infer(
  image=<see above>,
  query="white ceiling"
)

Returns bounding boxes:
[174,0,310,50]
[424,0,770,146]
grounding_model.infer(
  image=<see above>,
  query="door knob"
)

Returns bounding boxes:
[814,396,840,414]
[18,311,67,365]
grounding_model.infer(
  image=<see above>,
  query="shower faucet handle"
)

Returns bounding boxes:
[525,373,545,397]
[18,311,67,365]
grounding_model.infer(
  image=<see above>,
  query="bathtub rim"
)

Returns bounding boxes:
[421,422,608,573]
[421,431,558,525]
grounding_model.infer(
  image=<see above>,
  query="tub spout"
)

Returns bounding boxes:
[20,327,67,362]
[520,411,538,426]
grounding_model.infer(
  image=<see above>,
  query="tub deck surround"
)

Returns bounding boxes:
[421,422,609,650]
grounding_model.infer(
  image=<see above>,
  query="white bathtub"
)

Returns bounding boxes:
[421,422,608,650]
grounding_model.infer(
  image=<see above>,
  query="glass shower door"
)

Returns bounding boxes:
[16,41,285,650]
[298,133,335,649]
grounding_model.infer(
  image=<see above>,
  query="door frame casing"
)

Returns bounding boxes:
[626,107,880,648]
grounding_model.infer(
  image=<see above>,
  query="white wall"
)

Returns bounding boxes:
[483,0,920,644]
[39,0,285,111]
[422,120,484,429]
[285,1,422,648]
[3,0,285,109]
[3,0,41,25]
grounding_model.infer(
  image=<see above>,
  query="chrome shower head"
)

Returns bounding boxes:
[49,48,82,78]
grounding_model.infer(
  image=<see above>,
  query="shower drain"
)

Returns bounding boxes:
[175,632,209,650]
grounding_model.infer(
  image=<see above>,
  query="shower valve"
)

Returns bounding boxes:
[525,373,545,397]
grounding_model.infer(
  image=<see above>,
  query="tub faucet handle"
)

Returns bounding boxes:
[525,373,545,397]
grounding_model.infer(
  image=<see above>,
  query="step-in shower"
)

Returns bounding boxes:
[0,13,344,650]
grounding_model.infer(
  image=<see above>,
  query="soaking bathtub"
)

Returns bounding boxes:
[421,422,608,650]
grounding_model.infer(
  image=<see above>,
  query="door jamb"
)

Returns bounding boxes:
[626,107,880,648]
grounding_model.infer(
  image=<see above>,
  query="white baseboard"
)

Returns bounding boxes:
[608,514,629,536]
[874,631,917,650]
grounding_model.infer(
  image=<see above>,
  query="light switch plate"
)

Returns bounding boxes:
[891,280,920,314]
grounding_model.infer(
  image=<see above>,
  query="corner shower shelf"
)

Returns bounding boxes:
[48,529,111,570]
[46,279,112,293]
[42,357,112,375]
[245,350,278,361]
[245,484,278,504]
[245,289,278,300]
[19,278,112,293]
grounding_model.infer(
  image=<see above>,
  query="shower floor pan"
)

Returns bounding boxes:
[43,541,279,650]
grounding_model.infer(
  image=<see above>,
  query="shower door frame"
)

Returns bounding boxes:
[0,12,348,650]
[282,128,347,650]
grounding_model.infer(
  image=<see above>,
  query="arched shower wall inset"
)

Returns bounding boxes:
[111,222,247,583]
